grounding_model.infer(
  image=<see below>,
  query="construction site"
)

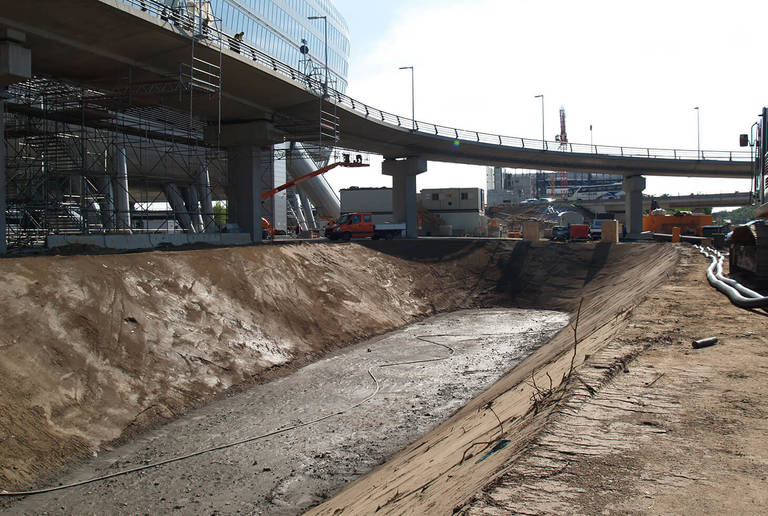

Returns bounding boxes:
[2,1,768,514]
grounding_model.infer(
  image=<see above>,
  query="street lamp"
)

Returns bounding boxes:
[590,124,593,149]
[308,15,328,96]
[535,94,545,197]
[534,94,545,147]
[399,66,415,131]
[694,106,701,159]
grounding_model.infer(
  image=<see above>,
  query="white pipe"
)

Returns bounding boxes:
[185,185,204,233]
[287,142,340,219]
[290,192,308,230]
[696,246,768,308]
[164,183,194,232]
[100,176,115,230]
[299,190,317,229]
[114,148,132,233]
[199,163,216,232]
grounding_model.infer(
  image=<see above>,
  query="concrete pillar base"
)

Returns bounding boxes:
[228,145,269,242]
[382,158,427,239]
[623,175,646,237]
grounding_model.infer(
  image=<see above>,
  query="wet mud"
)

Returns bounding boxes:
[3,308,567,515]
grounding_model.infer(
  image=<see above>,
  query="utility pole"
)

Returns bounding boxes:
[399,66,415,130]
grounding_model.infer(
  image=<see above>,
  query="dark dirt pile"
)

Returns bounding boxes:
[0,240,674,495]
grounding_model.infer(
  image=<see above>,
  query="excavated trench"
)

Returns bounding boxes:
[0,240,680,513]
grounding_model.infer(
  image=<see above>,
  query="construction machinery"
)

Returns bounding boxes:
[731,109,768,278]
[324,212,405,241]
[260,157,368,238]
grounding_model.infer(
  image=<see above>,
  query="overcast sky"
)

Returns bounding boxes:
[324,0,765,199]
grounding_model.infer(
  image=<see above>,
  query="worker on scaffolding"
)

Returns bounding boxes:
[161,0,181,25]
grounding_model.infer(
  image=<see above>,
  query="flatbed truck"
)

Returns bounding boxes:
[325,212,405,240]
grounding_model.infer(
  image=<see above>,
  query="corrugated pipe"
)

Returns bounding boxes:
[695,245,768,309]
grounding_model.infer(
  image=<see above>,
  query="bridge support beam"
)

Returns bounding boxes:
[219,122,288,243]
[228,145,268,242]
[623,175,646,237]
[382,157,427,238]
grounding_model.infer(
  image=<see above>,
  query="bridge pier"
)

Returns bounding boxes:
[215,122,286,243]
[227,146,267,242]
[382,157,427,238]
[623,175,646,237]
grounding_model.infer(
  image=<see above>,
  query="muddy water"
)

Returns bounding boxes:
[4,308,567,515]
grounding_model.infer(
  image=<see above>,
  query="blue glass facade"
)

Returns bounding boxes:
[210,0,350,92]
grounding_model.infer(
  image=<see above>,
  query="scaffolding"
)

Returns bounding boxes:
[3,36,226,248]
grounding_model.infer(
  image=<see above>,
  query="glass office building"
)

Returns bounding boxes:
[210,0,350,92]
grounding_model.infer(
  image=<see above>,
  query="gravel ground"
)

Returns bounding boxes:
[2,308,567,515]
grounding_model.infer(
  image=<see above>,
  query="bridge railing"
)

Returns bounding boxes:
[123,0,751,163]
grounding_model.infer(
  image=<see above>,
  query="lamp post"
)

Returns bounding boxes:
[399,66,415,131]
[308,15,328,96]
[590,124,593,149]
[535,94,545,196]
[694,106,701,159]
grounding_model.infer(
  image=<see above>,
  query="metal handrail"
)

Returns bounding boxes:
[122,0,751,163]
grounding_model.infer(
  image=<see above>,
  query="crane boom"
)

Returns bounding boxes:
[261,160,368,200]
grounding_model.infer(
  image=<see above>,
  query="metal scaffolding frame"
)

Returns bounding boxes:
[3,68,227,248]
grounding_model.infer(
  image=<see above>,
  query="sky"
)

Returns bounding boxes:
[322,0,767,201]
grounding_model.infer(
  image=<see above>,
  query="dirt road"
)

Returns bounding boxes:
[462,246,768,514]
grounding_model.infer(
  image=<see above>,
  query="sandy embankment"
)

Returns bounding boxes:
[0,240,675,496]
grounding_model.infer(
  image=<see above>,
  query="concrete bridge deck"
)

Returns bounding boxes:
[0,0,752,178]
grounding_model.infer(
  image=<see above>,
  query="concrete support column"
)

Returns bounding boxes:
[164,183,194,232]
[382,157,427,238]
[114,148,132,233]
[623,175,646,237]
[0,98,6,254]
[184,184,204,233]
[199,163,216,232]
[268,142,288,233]
[298,190,316,229]
[228,145,268,242]
[290,191,308,230]
[100,175,115,231]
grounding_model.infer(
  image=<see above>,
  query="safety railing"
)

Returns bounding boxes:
[121,0,752,163]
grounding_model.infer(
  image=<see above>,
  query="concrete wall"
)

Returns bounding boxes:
[47,233,251,250]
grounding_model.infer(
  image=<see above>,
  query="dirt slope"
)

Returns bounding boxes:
[462,246,768,514]
[0,241,484,490]
[310,242,680,514]
[0,240,677,500]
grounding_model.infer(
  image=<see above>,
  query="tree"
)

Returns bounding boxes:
[213,202,227,229]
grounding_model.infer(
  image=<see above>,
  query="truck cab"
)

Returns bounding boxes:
[325,212,375,240]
